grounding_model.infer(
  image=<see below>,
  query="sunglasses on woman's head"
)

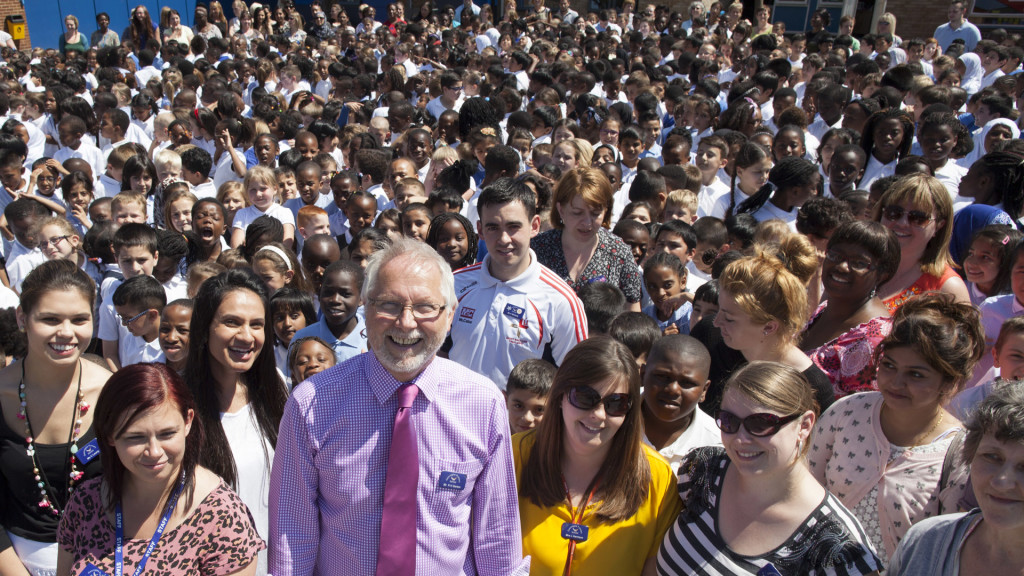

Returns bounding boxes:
[715,410,801,437]
[567,386,632,417]
[882,205,933,227]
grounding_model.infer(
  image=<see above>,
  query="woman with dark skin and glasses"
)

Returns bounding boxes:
[658,361,882,575]
[514,336,681,575]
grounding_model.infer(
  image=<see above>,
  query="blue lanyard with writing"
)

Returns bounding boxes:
[114,478,185,576]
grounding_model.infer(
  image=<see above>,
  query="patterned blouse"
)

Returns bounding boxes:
[804,302,892,399]
[657,447,882,575]
[531,227,643,303]
[882,266,959,314]
[58,477,265,576]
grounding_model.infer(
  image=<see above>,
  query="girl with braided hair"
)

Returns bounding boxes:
[960,150,1024,227]
[859,108,915,190]
[736,156,822,227]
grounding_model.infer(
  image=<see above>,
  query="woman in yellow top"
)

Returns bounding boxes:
[513,335,682,576]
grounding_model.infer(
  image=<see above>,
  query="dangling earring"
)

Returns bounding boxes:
[869,285,877,299]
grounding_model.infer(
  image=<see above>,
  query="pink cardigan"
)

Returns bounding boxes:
[808,392,970,557]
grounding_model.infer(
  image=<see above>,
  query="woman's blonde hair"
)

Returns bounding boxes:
[871,173,954,277]
[551,167,614,229]
[718,238,817,341]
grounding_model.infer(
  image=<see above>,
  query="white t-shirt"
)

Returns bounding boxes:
[221,403,273,576]
[642,408,723,472]
[119,334,164,367]
[232,202,295,231]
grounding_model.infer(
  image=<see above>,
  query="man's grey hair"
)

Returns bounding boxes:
[362,236,457,310]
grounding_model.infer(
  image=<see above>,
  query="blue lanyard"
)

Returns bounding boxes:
[114,477,185,576]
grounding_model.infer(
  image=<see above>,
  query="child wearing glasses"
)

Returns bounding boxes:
[98,223,159,371]
[111,274,166,366]
[34,215,103,288]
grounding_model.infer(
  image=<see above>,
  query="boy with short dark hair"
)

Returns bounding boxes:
[180,146,216,198]
[100,223,160,370]
[112,274,167,366]
[3,197,49,293]
[505,358,556,434]
[290,260,367,364]
[607,311,662,370]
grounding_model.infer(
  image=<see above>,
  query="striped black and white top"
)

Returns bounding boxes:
[657,447,883,576]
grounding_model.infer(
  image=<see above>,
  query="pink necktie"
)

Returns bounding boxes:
[376,383,419,576]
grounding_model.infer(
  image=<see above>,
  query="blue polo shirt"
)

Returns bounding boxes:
[290,309,368,366]
[934,20,981,51]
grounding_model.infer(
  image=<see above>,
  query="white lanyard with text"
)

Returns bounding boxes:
[114,476,185,576]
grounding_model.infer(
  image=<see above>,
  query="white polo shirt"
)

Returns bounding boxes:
[451,251,588,389]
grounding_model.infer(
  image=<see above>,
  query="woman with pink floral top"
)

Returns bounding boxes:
[802,221,900,398]
[809,293,983,564]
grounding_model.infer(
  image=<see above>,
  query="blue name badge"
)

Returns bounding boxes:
[77,438,101,465]
[756,564,783,576]
[438,471,467,491]
[503,303,525,321]
[81,563,109,576]
[561,522,589,542]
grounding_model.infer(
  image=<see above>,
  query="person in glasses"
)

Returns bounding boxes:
[872,174,969,313]
[657,361,881,575]
[426,71,465,121]
[801,221,901,399]
[35,216,103,288]
[111,276,166,367]
[56,363,263,576]
[185,269,287,575]
[270,238,528,575]
[809,293,983,564]
[514,335,682,575]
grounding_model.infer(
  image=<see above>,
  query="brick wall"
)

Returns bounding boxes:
[0,0,28,49]
[886,0,947,42]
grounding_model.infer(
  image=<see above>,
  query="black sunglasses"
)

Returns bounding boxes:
[882,205,934,228]
[567,386,632,417]
[715,410,801,437]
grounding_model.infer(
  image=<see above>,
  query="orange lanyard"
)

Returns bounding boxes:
[560,476,599,576]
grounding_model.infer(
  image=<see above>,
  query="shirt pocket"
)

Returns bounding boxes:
[427,457,486,526]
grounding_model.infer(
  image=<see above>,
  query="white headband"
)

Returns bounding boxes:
[256,245,292,271]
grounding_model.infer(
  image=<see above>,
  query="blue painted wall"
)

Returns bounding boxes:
[26,0,195,50]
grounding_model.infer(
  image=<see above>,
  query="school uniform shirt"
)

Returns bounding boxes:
[290,313,368,367]
[641,407,722,472]
[0,282,17,308]
[54,140,105,180]
[859,155,898,191]
[97,278,140,366]
[703,188,752,221]
[192,180,217,199]
[213,147,246,192]
[365,183,390,211]
[808,114,843,142]
[119,334,164,367]
[232,202,295,232]
[750,200,799,229]
[451,251,588,389]
[933,161,968,206]
[98,174,121,198]
[5,241,45,294]
[696,177,731,219]
[162,271,188,302]
[642,300,693,335]
[283,194,334,223]
[981,68,1005,90]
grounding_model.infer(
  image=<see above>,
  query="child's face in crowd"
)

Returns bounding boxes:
[347,196,378,236]
[117,246,158,279]
[320,269,361,333]
[159,304,192,365]
[296,167,322,205]
[221,190,247,221]
[642,346,710,425]
[696,144,724,176]
[0,165,25,192]
[169,198,194,233]
[114,203,147,225]
[58,125,83,148]
[300,214,331,239]
[394,188,427,211]
[435,218,470,268]
[616,226,649,264]
[115,304,158,339]
[402,208,431,241]
[6,202,37,245]
[35,169,58,195]
[331,176,358,209]
[347,239,376,270]
[273,306,308,348]
[644,264,686,312]
[38,224,77,261]
[655,231,695,266]
[964,237,1002,291]
[255,258,294,293]
[248,179,277,211]
[662,203,693,224]
[291,340,336,382]
[129,171,153,194]
[994,331,1024,381]
[506,389,546,434]
[689,298,719,331]
[827,150,865,196]
[90,200,111,224]
[276,173,299,202]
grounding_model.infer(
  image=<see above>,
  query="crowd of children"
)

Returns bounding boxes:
[1,0,1024,574]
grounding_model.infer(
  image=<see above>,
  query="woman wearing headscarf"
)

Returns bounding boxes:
[958,53,984,95]
[959,118,1021,168]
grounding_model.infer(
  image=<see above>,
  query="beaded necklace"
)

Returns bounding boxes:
[16,360,87,515]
